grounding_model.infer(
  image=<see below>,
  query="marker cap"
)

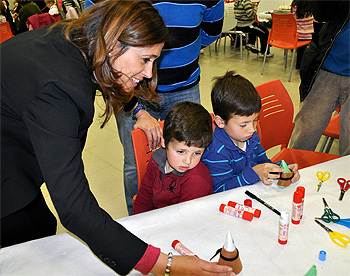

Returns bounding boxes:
[319,250,326,261]
[242,211,253,221]
[244,199,252,207]
[172,240,180,248]
[219,204,226,212]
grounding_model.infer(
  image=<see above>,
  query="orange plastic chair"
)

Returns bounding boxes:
[0,21,14,44]
[255,79,341,169]
[260,13,311,82]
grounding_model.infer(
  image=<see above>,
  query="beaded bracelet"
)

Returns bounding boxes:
[164,252,173,276]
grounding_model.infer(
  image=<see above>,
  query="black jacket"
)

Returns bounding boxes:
[1,25,147,275]
[299,0,350,102]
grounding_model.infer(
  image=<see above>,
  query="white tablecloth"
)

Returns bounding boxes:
[1,156,350,276]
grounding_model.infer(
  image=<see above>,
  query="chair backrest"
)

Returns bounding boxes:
[255,79,295,151]
[222,3,237,33]
[268,13,299,49]
[0,21,14,44]
[131,120,165,188]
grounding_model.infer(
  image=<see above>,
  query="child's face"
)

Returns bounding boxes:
[163,139,205,173]
[223,112,259,147]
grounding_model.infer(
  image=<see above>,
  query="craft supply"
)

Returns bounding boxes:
[304,265,317,276]
[315,217,350,229]
[320,198,340,223]
[219,204,253,221]
[319,250,326,261]
[296,186,305,219]
[292,190,303,224]
[245,190,281,216]
[337,177,350,201]
[171,240,198,257]
[218,231,243,274]
[278,211,289,245]
[314,220,350,248]
[228,201,261,218]
[277,160,293,188]
[316,171,330,192]
[244,199,252,207]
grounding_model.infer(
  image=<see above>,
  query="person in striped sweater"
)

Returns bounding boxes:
[234,0,273,57]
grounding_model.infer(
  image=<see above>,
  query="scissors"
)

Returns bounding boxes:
[337,178,350,201]
[320,198,340,223]
[315,217,350,229]
[316,171,330,192]
[315,219,350,247]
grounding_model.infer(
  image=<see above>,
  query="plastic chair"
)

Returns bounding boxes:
[319,109,340,153]
[216,3,247,60]
[0,21,14,44]
[260,13,311,82]
[255,79,341,169]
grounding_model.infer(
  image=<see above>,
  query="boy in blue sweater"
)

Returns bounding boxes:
[202,71,300,193]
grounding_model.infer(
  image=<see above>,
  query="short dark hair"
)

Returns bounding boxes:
[163,101,213,149]
[211,71,261,122]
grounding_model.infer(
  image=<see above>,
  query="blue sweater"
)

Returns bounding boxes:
[202,127,274,193]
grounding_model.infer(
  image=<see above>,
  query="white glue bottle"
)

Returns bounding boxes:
[278,211,289,245]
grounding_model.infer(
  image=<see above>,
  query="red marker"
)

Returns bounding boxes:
[172,240,198,257]
[219,204,253,221]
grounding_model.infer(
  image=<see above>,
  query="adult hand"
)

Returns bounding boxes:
[134,109,162,150]
[150,253,235,276]
[253,163,284,185]
[288,163,301,183]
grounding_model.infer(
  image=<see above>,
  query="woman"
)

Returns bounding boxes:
[0,0,234,275]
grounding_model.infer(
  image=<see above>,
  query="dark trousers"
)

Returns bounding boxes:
[1,192,57,247]
[235,21,270,54]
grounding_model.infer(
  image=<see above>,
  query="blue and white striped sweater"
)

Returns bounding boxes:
[202,127,275,193]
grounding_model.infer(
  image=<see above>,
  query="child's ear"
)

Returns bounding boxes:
[214,115,225,128]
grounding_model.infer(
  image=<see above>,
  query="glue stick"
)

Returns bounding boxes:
[228,201,261,218]
[219,204,253,221]
[278,211,289,245]
[291,190,303,224]
[172,240,198,257]
[296,186,305,219]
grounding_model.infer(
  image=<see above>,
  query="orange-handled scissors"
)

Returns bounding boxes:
[316,171,330,192]
[315,219,350,247]
[337,178,350,201]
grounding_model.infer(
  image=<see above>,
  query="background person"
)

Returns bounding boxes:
[0,0,233,275]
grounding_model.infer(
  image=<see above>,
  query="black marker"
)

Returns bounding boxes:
[245,190,281,216]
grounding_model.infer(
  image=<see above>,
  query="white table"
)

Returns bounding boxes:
[1,156,350,275]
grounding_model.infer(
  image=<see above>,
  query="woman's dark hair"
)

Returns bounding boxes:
[291,0,312,19]
[55,0,169,127]
[211,71,261,123]
[163,101,213,149]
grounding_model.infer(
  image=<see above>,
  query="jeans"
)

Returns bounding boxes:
[290,69,350,156]
[115,83,200,215]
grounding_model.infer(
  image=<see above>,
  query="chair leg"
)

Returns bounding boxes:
[325,137,335,153]
[284,49,288,68]
[233,33,238,53]
[261,47,268,75]
[224,35,227,53]
[240,34,243,60]
[319,136,329,152]
[289,49,296,82]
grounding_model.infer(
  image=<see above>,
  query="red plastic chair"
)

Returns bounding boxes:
[319,106,340,153]
[255,79,341,169]
[0,21,14,44]
[260,13,311,82]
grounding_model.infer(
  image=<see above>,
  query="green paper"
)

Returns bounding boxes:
[304,265,317,276]
[280,160,291,173]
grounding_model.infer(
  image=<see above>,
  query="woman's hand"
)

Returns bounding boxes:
[134,110,162,150]
[150,253,235,276]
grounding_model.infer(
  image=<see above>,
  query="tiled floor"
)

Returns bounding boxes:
[42,38,339,235]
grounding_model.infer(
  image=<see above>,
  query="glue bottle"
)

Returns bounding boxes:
[172,240,198,257]
[296,186,305,219]
[228,201,261,218]
[278,211,289,245]
[219,204,253,221]
[292,190,303,224]
[218,230,243,275]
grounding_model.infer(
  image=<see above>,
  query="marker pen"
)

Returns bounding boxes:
[172,240,198,257]
[219,204,253,221]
